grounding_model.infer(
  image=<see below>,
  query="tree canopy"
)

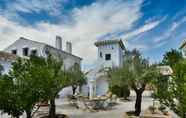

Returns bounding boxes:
[0,54,71,118]
[162,49,183,67]
[109,49,160,116]
[66,63,86,95]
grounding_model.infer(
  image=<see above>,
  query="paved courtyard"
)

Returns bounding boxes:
[1,96,179,118]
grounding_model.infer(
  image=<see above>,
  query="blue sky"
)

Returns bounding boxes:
[0,0,186,70]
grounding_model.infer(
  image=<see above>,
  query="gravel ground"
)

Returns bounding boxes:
[55,96,152,118]
[1,96,179,118]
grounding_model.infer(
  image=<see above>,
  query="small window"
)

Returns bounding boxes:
[23,47,29,56]
[100,52,103,58]
[45,49,49,55]
[11,49,17,55]
[105,54,111,61]
[31,49,37,56]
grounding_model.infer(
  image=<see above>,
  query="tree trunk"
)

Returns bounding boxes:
[135,90,143,116]
[49,98,56,118]
[26,110,31,118]
[72,86,77,95]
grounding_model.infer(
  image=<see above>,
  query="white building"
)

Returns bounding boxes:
[180,40,186,58]
[86,39,126,99]
[0,36,82,97]
[3,36,82,70]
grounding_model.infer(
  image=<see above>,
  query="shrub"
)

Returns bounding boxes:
[110,85,130,99]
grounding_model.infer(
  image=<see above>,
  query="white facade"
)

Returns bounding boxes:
[95,40,125,68]
[0,36,82,97]
[4,37,82,70]
[86,39,125,98]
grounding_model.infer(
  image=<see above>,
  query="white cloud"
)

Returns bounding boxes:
[121,18,163,40]
[1,0,62,17]
[153,16,186,43]
[0,0,143,70]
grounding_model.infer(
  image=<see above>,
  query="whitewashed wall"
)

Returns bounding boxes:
[4,38,46,57]
[3,37,83,98]
[97,43,123,68]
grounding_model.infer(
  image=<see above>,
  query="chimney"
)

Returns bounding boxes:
[55,36,62,50]
[66,41,72,54]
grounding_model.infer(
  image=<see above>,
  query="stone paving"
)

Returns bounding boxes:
[1,96,179,118]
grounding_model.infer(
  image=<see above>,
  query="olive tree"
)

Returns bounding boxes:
[0,75,24,118]
[109,49,159,116]
[67,63,86,95]
[29,54,71,118]
[0,57,43,118]
[155,59,186,118]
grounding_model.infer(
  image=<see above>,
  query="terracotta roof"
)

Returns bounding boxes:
[94,39,125,50]
[180,40,186,49]
[0,51,17,62]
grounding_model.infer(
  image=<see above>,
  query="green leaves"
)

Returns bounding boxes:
[65,63,86,93]
[0,74,24,118]
[0,54,68,118]
[162,49,183,68]
[171,60,186,117]
[109,49,159,115]
[155,49,186,118]
[109,49,158,91]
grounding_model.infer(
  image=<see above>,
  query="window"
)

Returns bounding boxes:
[100,52,103,58]
[11,49,17,55]
[23,47,29,56]
[31,49,37,56]
[105,54,111,61]
[45,49,49,55]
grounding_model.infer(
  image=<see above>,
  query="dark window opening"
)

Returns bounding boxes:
[45,49,49,55]
[31,50,37,56]
[105,54,111,61]
[23,47,29,56]
[12,50,17,55]
[100,52,102,58]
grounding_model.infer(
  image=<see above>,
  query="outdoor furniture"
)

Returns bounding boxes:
[90,97,108,110]
[74,92,117,111]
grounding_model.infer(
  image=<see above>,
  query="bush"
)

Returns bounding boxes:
[110,85,130,99]
[122,85,130,100]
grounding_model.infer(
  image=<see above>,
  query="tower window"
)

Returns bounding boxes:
[105,54,111,61]
[23,47,29,56]
[11,49,17,55]
[100,52,103,58]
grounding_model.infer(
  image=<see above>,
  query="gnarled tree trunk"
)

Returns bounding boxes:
[132,83,146,116]
[26,109,31,118]
[72,85,77,95]
[135,90,143,116]
[49,98,56,118]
